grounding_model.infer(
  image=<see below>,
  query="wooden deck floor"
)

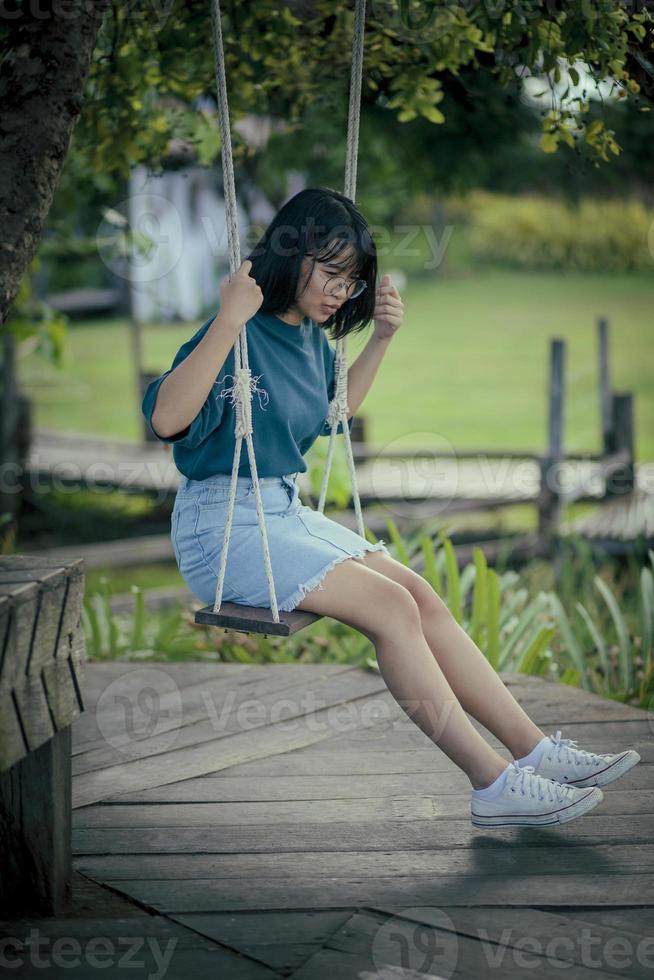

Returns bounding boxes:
[2,662,653,978]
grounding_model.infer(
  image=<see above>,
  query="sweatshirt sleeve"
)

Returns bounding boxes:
[141,313,230,448]
[318,333,354,437]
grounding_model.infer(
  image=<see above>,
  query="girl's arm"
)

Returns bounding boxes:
[152,312,242,438]
[152,259,262,438]
[345,274,403,417]
[344,333,391,419]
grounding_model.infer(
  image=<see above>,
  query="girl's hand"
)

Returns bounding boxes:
[218,258,264,333]
[372,274,404,342]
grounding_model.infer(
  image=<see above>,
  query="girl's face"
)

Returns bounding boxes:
[284,246,363,325]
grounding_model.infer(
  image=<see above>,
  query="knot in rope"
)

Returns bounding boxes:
[324,346,350,429]
[325,397,349,431]
[220,367,269,439]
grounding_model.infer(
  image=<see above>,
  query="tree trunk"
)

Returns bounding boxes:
[0,2,111,325]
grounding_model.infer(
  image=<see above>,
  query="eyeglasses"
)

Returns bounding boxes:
[322,274,367,300]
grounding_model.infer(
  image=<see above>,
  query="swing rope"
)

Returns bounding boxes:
[316,0,367,544]
[209,0,368,623]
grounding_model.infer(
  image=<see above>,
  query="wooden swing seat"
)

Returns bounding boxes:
[194,602,322,636]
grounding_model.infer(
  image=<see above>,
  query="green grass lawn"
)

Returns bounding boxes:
[20,266,654,459]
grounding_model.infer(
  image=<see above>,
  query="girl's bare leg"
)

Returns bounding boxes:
[360,551,547,761]
[371,611,510,789]
[417,604,547,760]
[293,561,511,790]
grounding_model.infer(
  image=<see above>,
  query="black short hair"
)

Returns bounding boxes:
[246,186,378,341]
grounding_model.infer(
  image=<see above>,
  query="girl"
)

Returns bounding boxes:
[143,186,639,829]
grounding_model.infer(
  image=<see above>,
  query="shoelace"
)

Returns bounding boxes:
[509,761,571,803]
[548,730,611,768]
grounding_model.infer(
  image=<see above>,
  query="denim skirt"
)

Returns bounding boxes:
[171,471,392,613]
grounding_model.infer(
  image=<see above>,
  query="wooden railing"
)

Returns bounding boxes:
[0,556,86,917]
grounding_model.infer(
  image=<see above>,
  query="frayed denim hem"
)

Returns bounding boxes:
[277,539,391,613]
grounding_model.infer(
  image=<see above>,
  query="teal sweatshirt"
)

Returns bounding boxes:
[141,308,354,480]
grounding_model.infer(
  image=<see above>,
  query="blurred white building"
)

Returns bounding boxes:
[127,163,249,322]
[126,112,300,323]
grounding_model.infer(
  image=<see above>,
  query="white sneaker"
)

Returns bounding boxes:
[470,761,604,828]
[528,730,641,788]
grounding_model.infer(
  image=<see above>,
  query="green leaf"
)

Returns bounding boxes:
[560,127,575,148]
[516,625,557,674]
[498,594,545,671]
[560,667,582,687]
[130,585,146,652]
[421,105,445,124]
[82,599,102,659]
[442,534,462,624]
[594,575,632,694]
[575,600,610,695]
[548,594,590,689]
[585,118,604,140]
[540,131,560,153]
[385,517,411,566]
[421,535,442,596]
[470,548,487,647]
[486,568,501,669]
[640,567,654,676]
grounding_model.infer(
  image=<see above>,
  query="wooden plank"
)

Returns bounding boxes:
[38,533,178,571]
[373,902,654,946]
[73,662,355,752]
[488,679,647,719]
[0,557,85,917]
[73,660,250,707]
[97,771,473,804]
[0,691,29,772]
[195,738,654,778]
[194,602,322,636]
[73,842,654,881]
[0,580,39,690]
[27,430,180,494]
[305,715,653,753]
[11,669,56,753]
[70,662,276,751]
[72,663,357,762]
[553,906,654,937]
[71,686,391,808]
[107,772,654,806]
[293,908,642,980]
[0,594,9,679]
[72,796,442,828]
[0,556,85,570]
[0,555,84,641]
[73,664,386,775]
[41,634,86,731]
[0,728,71,917]
[70,778,650,829]
[72,813,654,855]
[371,906,654,980]
[0,567,68,672]
[93,873,654,911]
[171,910,351,977]
[0,632,86,768]
[0,914,281,979]
[0,558,86,768]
